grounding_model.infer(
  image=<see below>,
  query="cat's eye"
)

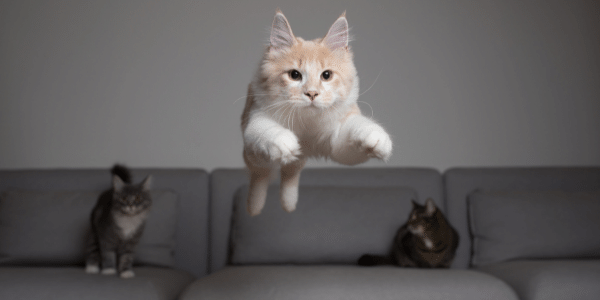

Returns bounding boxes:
[289,70,302,81]
[321,70,332,81]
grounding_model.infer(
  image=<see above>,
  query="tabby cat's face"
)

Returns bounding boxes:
[112,175,152,215]
[260,11,357,111]
[113,189,151,215]
[407,199,438,236]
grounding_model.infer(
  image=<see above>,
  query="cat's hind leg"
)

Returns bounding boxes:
[280,158,306,213]
[244,151,272,216]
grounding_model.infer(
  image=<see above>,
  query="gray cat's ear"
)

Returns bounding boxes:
[324,12,349,51]
[113,175,125,192]
[270,10,295,52]
[140,175,152,191]
[425,198,437,216]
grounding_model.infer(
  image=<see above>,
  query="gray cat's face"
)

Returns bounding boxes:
[112,175,152,215]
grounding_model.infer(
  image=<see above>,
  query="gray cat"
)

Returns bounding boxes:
[358,198,459,268]
[85,165,152,278]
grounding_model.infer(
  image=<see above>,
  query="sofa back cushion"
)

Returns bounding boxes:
[444,167,600,268]
[230,185,419,265]
[0,189,179,267]
[469,190,600,266]
[211,168,443,271]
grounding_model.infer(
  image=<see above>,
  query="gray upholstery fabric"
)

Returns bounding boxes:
[210,168,443,272]
[179,265,518,300]
[469,191,600,266]
[0,266,195,300]
[0,168,209,277]
[444,167,600,268]
[0,189,179,267]
[478,260,600,300]
[230,185,418,265]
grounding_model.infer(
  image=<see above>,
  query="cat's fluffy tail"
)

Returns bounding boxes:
[358,254,393,266]
[111,164,132,184]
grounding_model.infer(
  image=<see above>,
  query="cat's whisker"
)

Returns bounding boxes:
[358,68,383,98]
[327,103,344,123]
[288,107,294,131]
[232,95,248,105]
[298,108,306,130]
[287,106,293,130]
[273,103,291,124]
[291,107,298,131]
[357,101,374,119]
[264,101,295,118]
[263,101,289,114]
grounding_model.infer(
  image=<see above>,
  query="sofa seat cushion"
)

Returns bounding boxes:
[0,266,195,300]
[478,260,600,300]
[179,265,518,300]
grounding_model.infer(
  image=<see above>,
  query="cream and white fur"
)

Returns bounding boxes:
[242,10,392,216]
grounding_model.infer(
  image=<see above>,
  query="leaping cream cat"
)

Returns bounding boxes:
[241,10,393,216]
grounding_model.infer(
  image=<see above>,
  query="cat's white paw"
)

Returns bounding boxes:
[265,131,301,164]
[356,126,392,161]
[119,270,135,279]
[101,268,117,275]
[85,264,100,274]
[280,185,299,213]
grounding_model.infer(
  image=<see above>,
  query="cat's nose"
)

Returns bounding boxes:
[304,91,319,101]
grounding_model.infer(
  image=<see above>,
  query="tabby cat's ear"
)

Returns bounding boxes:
[411,200,419,208]
[140,175,152,191]
[324,12,349,51]
[270,10,295,52]
[425,198,437,216]
[113,175,125,192]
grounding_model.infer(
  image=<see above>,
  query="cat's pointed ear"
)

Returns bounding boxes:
[270,10,295,52]
[425,198,437,216]
[113,175,125,192]
[323,12,349,51]
[140,175,152,191]
[411,200,419,208]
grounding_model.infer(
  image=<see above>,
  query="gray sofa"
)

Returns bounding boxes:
[1,167,599,300]
[0,168,210,300]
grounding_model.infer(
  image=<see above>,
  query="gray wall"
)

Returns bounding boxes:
[1,0,599,171]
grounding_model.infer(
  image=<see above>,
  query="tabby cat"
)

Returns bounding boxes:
[85,165,152,278]
[358,198,459,268]
[241,10,393,216]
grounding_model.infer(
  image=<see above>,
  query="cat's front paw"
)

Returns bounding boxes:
[119,270,135,279]
[356,126,392,161]
[265,131,301,164]
[101,268,117,275]
[85,264,100,274]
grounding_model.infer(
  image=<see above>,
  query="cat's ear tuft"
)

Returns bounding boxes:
[140,175,152,191]
[270,10,295,52]
[113,175,125,192]
[324,12,349,51]
[425,198,437,216]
